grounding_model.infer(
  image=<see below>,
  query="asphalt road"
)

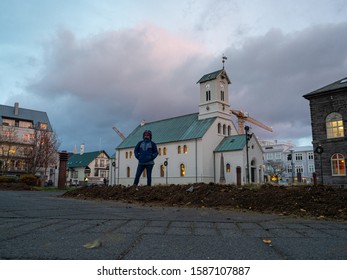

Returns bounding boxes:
[0,190,346,260]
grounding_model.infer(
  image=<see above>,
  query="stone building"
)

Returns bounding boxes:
[303,76,347,187]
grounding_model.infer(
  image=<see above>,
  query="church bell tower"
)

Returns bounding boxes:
[197,61,232,120]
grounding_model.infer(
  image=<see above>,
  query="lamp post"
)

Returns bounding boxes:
[289,149,295,184]
[245,126,251,184]
[315,145,324,185]
[164,158,169,185]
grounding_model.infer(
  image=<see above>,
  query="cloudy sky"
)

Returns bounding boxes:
[1,0,347,155]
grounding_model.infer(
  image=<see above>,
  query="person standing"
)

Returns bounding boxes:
[133,130,158,186]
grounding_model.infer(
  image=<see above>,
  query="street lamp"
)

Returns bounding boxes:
[245,126,251,184]
[288,149,295,184]
[315,145,324,185]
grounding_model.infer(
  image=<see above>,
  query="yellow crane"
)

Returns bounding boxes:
[112,126,126,140]
[230,109,273,134]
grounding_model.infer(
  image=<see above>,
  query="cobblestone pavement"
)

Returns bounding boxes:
[0,191,346,260]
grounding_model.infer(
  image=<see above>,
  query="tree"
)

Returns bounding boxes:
[266,160,286,183]
[24,127,60,182]
[0,126,19,174]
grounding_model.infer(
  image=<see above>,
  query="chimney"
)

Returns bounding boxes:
[14,102,19,115]
[80,144,85,155]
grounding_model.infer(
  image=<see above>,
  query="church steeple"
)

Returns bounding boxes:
[197,67,231,120]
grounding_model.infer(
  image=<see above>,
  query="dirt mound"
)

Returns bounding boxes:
[61,184,347,220]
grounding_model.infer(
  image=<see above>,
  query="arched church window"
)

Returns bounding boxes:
[178,146,181,154]
[218,123,221,134]
[160,165,165,177]
[180,164,185,177]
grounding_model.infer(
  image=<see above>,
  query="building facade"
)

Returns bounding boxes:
[67,146,110,186]
[115,69,265,186]
[0,102,58,184]
[261,140,315,184]
[303,76,347,187]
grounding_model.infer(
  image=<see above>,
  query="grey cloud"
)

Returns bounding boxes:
[26,21,347,154]
[225,22,347,141]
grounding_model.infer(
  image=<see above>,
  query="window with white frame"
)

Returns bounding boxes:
[308,152,314,160]
[295,165,304,173]
[275,152,282,160]
[326,112,344,139]
[308,164,315,173]
[331,153,346,176]
[295,153,303,161]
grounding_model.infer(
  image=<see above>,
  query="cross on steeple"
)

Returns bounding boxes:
[222,55,227,69]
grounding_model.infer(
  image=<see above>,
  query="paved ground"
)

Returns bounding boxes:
[0,190,346,260]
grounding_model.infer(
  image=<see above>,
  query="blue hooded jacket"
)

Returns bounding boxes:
[134,130,158,165]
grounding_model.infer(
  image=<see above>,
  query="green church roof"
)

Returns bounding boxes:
[196,69,231,84]
[214,135,246,152]
[117,113,216,149]
[67,151,109,168]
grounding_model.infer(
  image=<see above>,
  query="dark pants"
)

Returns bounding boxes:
[134,164,154,186]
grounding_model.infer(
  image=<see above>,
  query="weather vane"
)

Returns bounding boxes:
[222,54,227,69]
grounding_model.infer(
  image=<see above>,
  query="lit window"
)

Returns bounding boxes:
[331,153,346,176]
[183,145,187,154]
[160,165,165,177]
[178,146,181,154]
[158,148,162,156]
[129,151,132,159]
[226,163,231,173]
[163,147,167,155]
[326,112,344,138]
[40,123,47,129]
[180,164,185,177]
[125,152,128,159]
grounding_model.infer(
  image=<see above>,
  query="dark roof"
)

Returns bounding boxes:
[0,103,52,130]
[67,151,109,168]
[117,113,216,149]
[215,135,246,152]
[303,76,347,99]
[197,69,231,84]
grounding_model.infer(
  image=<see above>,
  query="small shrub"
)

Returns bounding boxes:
[19,174,38,186]
[0,175,18,183]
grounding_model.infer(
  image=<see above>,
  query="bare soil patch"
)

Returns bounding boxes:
[59,183,347,220]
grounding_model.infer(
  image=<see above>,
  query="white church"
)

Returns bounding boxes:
[114,67,265,186]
